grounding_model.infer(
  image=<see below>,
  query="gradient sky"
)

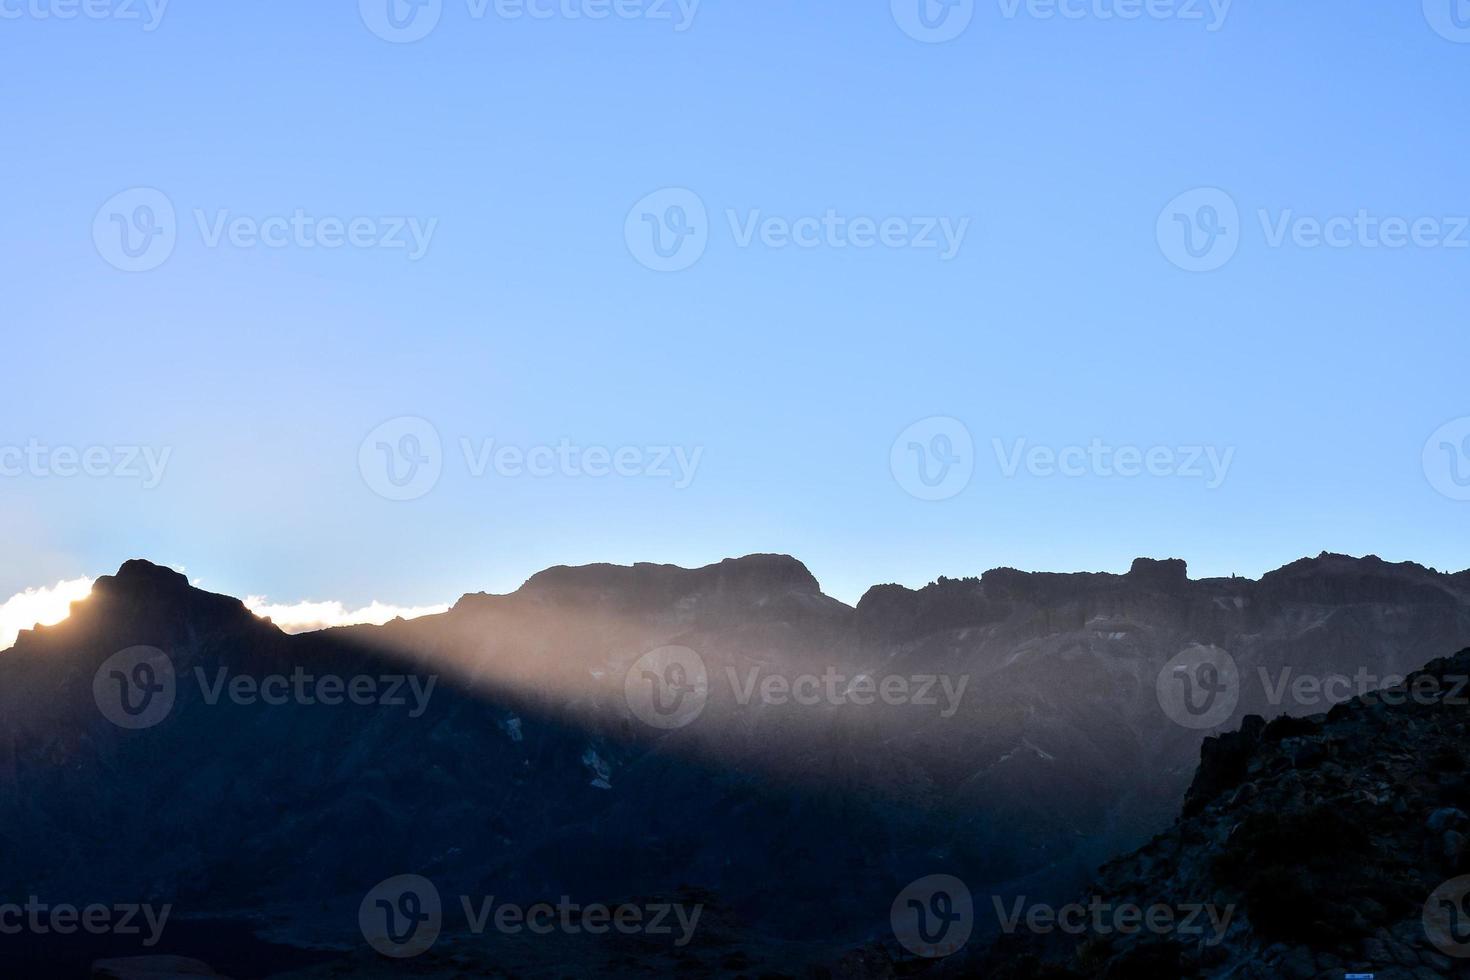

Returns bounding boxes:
[2,1,1468,619]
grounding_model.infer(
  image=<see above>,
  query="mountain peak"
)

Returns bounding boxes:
[517,553,823,600]
[18,559,274,654]
[1127,556,1190,590]
[102,559,192,591]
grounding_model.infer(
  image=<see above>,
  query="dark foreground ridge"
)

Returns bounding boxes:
[2,553,1469,977]
[971,647,1470,979]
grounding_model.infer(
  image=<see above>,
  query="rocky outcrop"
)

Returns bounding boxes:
[998,648,1470,979]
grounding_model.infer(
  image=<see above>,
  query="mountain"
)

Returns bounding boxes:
[968,646,1470,979]
[2,553,1469,976]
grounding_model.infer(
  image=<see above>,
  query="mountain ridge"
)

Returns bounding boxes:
[4,551,1470,975]
[13,550,1470,654]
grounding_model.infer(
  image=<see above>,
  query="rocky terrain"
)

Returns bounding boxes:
[964,648,1470,979]
[1,552,1468,976]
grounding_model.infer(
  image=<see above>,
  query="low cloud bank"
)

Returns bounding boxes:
[0,577,96,651]
[243,596,451,634]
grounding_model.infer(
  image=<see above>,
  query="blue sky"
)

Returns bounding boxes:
[2,0,1468,617]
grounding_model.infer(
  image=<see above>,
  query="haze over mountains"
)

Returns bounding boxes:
[4,552,1470,976]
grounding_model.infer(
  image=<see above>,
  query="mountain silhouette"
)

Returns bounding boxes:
[4,553,1469,976]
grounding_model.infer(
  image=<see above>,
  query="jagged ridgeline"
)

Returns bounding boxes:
[2,554,1468,976]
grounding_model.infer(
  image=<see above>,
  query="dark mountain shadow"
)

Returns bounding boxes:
[2,553,1468,976]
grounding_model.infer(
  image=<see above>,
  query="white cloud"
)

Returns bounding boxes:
[0,574,450,647]
[0,577,96,651]
[244,596,451,634]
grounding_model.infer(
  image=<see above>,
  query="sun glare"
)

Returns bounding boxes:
[0,576,96,651]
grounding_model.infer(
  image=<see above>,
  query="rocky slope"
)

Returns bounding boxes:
[971,648,1470,979]
[0,553,1467,976]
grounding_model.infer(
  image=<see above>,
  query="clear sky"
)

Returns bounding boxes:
[2,1,1468,621]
